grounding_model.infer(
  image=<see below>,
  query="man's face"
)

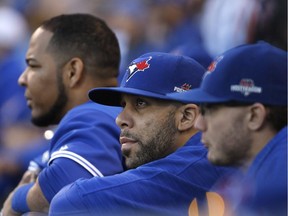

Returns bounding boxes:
[195,104,252,167]
[116,95,179,169]
[18,27,68,127]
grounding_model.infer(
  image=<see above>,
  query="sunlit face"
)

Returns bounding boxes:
[116,95,179,169]
[18,27,68,127]
[195,104,252,166]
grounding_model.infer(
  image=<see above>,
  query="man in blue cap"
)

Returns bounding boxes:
[49,52,235,216]
[168,41,287,215]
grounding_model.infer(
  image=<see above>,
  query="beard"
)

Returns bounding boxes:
[208,115,252,167]
[32,71,68,127]
[123,110,178,169]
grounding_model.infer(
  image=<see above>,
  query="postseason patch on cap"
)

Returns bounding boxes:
[230,79,262,96]
[174,83,192,93]
[166,41,287,106]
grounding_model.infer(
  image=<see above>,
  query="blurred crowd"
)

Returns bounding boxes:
[0,0,286,207]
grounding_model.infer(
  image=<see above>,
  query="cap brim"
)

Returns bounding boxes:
[89,87,173,106]
[167,88,230,104]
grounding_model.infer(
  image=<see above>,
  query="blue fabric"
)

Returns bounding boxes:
[234,126,287,215]
[89,52,206,106]
[163,18,202,54]
[49,132,236,216]
[38,157,96,203]
[11,183,33,213]
[37,101,124,203]
[213,126,287,216]
[171,43,212,69]
[167,41,287,106]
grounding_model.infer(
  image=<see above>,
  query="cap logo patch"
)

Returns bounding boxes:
[231,79,262,96]
[207,55,224,72]
[203,55,224,80]
[126,56,152,81]
[174,83,192,93]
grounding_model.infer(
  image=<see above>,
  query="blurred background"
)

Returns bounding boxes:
[0,0,286,207]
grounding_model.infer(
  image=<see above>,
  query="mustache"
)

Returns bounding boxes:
[120,130,138,140]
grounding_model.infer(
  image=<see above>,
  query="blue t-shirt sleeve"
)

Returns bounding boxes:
[38,157,93,203]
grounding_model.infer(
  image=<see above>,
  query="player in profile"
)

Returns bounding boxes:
[49,52,235,216]
[1,14,124,215]
[168,41,287,215]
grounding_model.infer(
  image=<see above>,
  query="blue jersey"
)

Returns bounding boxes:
[212,126,287,216]
[36,102,124,202]
[49,132,235,216]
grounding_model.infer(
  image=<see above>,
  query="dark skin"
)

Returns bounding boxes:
[2,27,118,215]
[116,94,200,169]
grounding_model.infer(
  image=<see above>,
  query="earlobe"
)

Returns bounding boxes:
[65,58,84,88]
[247,103,267,130]
[177,104,199,132]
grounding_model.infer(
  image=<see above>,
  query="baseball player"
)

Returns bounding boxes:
[49,52,236,216]
[168,41,287,215]
[1,14,124,215]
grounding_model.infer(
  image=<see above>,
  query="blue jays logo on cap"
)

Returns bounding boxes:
[231,79,262,96]
[127,56,152,81]
[88,52,207,106]
[207,56,224,72]
[203,55,224,79]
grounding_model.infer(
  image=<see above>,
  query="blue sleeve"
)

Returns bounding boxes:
[49,103,123,176]
[40,103,124,204]
[49,171,207,216]
[49,135,235,216]
[38,157,93,203]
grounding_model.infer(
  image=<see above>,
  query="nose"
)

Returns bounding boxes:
[18,68,28,87]
[115,108,132,129]
[195,115,206,131]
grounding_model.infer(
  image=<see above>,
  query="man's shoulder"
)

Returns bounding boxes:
[251,126,287,171]
[48,102,121,153]
[60,102,121,125]
[69,102,121,117]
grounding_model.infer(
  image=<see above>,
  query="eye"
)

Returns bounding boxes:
[135,98,147,108]
[199,104,224,116]
[120,100,126,108]
[28,64,39,69]
[26,62,40,69]
[26,59,40,68]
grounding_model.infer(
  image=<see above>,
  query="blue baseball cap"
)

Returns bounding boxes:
[167,41,287,106]
[88,52,206,106]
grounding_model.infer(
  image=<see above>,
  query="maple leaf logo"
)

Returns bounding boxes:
[127,56,152,81]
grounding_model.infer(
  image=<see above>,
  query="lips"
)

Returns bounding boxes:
[25,97,32,108]
[27,102,32,109]
[119,136,137,152]
[119,137,137,145]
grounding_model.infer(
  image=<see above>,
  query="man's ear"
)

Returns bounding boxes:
[247,103,267,131]
[176,104,199,132]
[63,57,84,88]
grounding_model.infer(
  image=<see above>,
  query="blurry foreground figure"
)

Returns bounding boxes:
[169,41,287,215]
